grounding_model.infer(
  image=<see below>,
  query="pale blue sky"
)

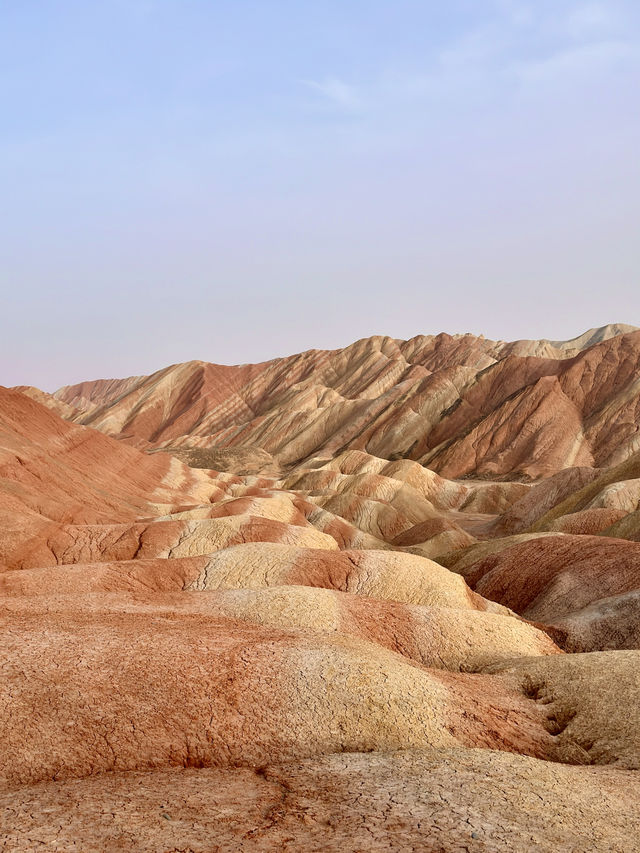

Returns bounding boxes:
[1,0,639,388]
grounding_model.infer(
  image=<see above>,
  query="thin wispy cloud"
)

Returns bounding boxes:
[566,2,619,39]
[301,1,639,115]
[515,39,635,84]
[303,76,364,112]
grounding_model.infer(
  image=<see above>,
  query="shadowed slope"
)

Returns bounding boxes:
[462,535,640,651]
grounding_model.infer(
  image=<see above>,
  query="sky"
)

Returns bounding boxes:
[1,0,639,389]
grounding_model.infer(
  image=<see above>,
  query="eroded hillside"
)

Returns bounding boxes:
[3,325,640,851]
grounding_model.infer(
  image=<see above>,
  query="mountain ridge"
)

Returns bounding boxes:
[17,323,640,480]
[50,322,640,396]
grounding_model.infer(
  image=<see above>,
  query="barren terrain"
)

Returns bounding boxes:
[3,325,640,851]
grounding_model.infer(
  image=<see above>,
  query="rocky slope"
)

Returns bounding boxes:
[3,324,640,851]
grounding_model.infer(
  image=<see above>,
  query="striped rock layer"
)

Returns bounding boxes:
[3,324,640,851]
